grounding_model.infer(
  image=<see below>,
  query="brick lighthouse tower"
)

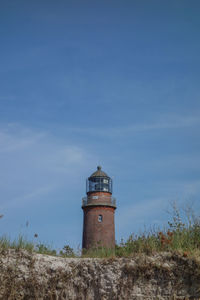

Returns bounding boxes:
[82,166,116,250]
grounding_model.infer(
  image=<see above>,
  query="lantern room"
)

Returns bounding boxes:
[86,166,112,194]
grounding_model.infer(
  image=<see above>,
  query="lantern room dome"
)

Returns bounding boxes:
[89,166,109,178]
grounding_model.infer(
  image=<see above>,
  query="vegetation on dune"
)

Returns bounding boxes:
[1,202,200,258]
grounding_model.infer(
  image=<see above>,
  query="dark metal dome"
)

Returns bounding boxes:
[89,166,109,178]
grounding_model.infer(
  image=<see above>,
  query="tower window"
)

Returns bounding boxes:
[98,215,103,222]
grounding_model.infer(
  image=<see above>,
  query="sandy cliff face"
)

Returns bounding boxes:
[0,249,200,299]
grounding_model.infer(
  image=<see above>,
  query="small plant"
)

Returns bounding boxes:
[158,231,174,249]
[60,245,75,257]
[167,202,185,232]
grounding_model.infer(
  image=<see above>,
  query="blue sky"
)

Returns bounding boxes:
[0,0,200,250]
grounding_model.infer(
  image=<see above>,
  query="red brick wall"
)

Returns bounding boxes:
[87,191,111,197]
[86,191,111,206]
[82,206,115,249]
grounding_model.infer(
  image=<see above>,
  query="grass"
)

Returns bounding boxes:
[82,246,115,258]
[0,235,58,255]
[0,235,34,252]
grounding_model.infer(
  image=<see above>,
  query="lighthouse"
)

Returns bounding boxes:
[82,166,116,250]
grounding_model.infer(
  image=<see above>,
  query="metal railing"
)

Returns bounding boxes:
[82,196,116,207]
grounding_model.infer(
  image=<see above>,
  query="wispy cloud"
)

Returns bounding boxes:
[117,197,167,229]
[0,184,56,211]
[116,178,200,235]
[0,124,96,210]
[0,130,44,153]
[67,113,200,138]
[174,179,200,198]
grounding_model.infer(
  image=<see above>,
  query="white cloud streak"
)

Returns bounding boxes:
[117,197,167,229]
[0,124,96,210]
[116,178,200,235]
[0,131,44,153]
[67,114,200,138]
[0,184,56,211]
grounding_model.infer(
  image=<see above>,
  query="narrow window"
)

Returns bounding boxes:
[98,215,103,222]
